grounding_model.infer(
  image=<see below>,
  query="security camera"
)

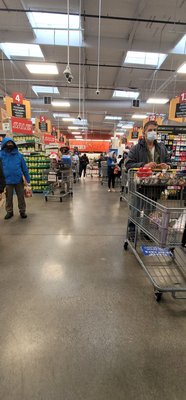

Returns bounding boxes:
[67,74,73,83]
[77,114,81,121]
[63,65,73,83]
[96,90,100,95]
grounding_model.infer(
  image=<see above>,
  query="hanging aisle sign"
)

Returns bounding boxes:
[39,115,48,132]
[12,92,23,104]
[175,94,186,117]
[5,93,31,119]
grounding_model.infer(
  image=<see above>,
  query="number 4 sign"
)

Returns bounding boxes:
[12,92,23,104]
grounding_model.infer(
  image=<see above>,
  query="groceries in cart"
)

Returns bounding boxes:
[136,167,186,186]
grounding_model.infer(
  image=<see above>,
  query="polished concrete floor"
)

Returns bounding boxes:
[0,179,186,400]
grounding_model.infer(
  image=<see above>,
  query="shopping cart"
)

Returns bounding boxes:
[120,165,128,201]
[72,159,80,183]
[100,161,108,185]
[44,160,73,202]
[86,161,99,178]
[124,168,186,301]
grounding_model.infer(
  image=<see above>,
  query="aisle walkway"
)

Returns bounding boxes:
[0,179,186,400]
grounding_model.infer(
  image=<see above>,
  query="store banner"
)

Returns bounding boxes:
[44,133,56,144]
[11,117,33,134]
[69,140,110,152]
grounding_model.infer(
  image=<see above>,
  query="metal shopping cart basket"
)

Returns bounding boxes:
[124,168,186,301]
[120,165,128,201]
[44,160,73,202]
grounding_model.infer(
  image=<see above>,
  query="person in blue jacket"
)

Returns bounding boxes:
[0,137,30,219]
[107,151,117,192]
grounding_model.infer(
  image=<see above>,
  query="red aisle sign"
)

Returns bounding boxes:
[180,92,186,103]
[148,114,157,122]
[11,117,32,134]
[12,92,23,104]
[40,115,47,123]
[44,133,56,144]
[69,140,110,153]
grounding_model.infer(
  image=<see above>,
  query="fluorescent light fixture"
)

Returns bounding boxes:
[132,114,147,119]
[68,126,82,130]
[113,90,139,99]
[53,113,70,118]
[27,12,82,47]
[71,132,81,135]
[122,124,134,129]
[0,43,44,59]
[73,119,88,126]
[52,100,70,107]
[147,98,169,104]
[62,117,75,122]
[75,135,83,139]
[116,132,124,136]
[32,86,59,95]
[177,63,186,73]
[172,34,186,55]
[26,63,58,74]
[124,51,167,68]
[105,116,122,120]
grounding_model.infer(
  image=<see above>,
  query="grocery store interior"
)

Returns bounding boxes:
[0,1,186,399]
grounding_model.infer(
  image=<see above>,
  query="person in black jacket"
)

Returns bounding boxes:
[79,153,89,179]
[0,158,5,201]
[125,121,171,239]
[125,121,170,171]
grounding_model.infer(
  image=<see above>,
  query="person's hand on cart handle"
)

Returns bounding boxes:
[144,162,157,169]
[158,163,170,170]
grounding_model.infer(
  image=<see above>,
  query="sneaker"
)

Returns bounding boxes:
[20,213,27,219]
[111,189,115,192]
[108,189,111,192]
[4,212,14,220]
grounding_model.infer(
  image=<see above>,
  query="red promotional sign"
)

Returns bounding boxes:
[148,114,157,122]
[12,92,23,104]
[40,115,47,123]
[11,117,32,134]
[44,133,56,144]
[69,140,110,153]
[180,92,186,103]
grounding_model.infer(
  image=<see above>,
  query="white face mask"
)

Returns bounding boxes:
[147,130,157,142]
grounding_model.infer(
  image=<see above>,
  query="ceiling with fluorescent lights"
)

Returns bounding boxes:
[0,0,186,138]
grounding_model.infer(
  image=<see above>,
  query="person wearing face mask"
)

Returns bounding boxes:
[125,121,171,239]
[0,137,30,219]
[125,121,170,171]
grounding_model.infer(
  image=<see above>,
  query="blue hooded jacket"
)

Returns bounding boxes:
[0,137,30,185]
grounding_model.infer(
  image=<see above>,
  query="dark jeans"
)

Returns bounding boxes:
[6,183,26,214]
[108,168,115,189]
[80,165,87,177]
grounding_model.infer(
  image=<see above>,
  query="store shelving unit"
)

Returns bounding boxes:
[157,125,186,168]
[24,153,50,193]
[13,134,50,193]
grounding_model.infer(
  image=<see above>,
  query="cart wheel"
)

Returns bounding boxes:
[120,196,122,202]
[71,192,73,197]
[124,241,128,250]
[60,197,62,203]
[52,191,54,195]
[101,182,103,185]
[154,291,162,302]
[45,196,48,202]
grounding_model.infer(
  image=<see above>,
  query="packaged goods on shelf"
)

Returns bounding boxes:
[24,153,50,193]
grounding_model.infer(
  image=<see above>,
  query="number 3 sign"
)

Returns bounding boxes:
[12,92,23,104]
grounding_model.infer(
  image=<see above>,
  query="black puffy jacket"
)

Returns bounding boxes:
[125,139,171,171]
